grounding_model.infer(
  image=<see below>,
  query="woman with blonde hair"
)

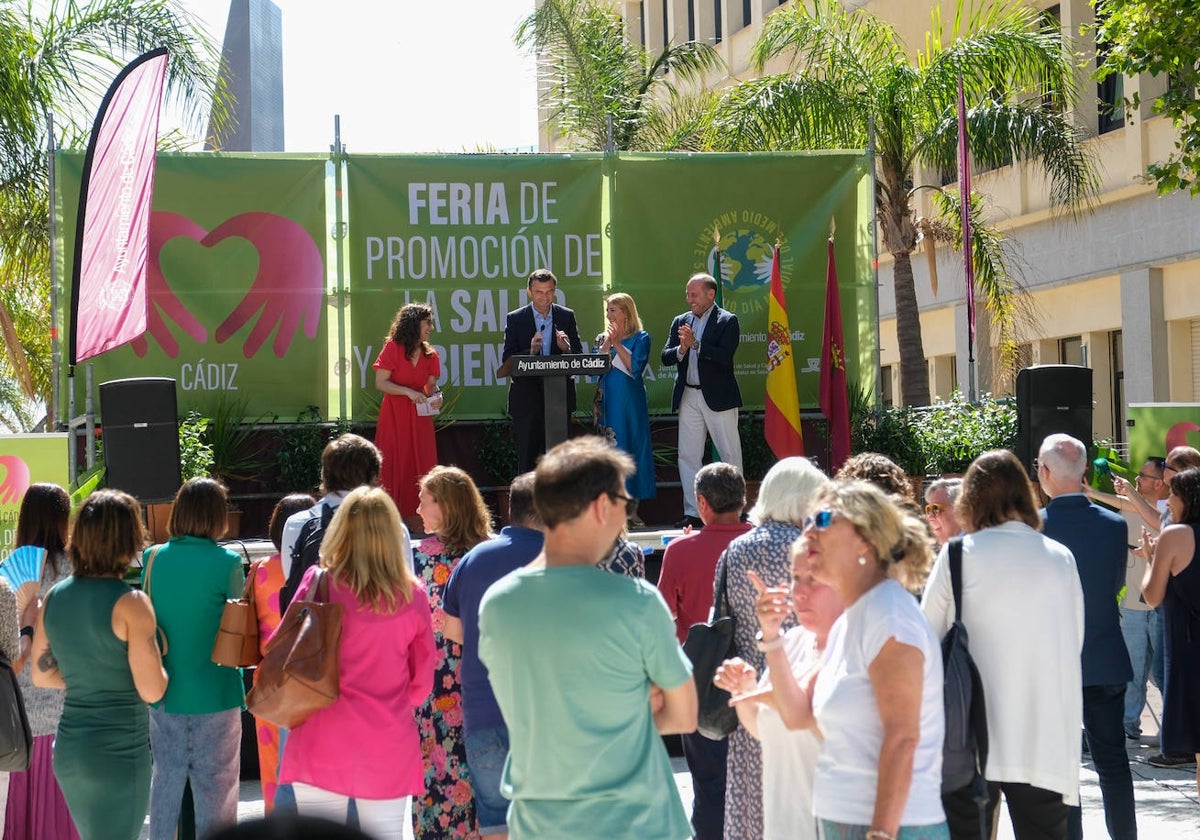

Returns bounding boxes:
[595,292,655,525]
[279,487,436,838]
[734,480,945,840]
[412,466,494,839]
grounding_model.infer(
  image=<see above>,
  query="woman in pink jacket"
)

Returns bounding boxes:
[279,487,437,839]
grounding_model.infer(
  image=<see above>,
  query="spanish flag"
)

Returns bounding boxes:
[764,244,804,458]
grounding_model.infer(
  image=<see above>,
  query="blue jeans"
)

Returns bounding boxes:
[148,707,241,840]
[1069,684,1137,840]
[463,725,510,835]
[818,818,949,840]
[1121,605,1164,735]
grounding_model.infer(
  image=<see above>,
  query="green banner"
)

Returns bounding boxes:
[1127,404,1200,466]
[346,155,605,419]
[54,151,875,424]
[608,151,875,412]
[56,152,330,421]
[0,435,70,558]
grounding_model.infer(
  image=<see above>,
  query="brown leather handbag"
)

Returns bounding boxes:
[211,561,261,668]
[245,569,343,728]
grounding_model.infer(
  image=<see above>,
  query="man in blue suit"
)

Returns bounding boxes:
[501,268,583,474]
[661,273,742,528]
[1039,433,1137,840]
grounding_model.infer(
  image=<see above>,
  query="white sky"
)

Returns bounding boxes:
[180,0,540,153]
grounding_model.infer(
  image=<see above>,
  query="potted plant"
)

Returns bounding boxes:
[147,412,214,542]
[203,395,272,538]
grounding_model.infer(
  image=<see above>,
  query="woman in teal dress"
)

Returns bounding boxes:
[596,293,656,523]
[32,490,168,840]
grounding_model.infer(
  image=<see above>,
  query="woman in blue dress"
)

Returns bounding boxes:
[596,293,656,525]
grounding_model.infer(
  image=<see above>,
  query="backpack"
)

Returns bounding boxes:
[282,503,334,614]
[941,537,989,816]
[0,646,32,772]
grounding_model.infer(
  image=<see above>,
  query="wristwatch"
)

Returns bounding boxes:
[755,630,783,652]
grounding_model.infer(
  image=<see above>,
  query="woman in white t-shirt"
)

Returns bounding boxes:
[714,536,845,840]
[745,480,946,840]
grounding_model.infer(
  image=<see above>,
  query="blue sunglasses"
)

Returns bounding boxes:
[803,509,836,530]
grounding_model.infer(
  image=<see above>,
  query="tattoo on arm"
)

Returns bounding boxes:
[37,646,58,674]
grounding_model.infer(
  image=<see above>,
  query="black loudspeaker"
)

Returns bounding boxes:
[1015,365,1093,476]
[100,377,181,503]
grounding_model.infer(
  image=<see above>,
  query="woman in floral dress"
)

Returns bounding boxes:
[412,466,494,839]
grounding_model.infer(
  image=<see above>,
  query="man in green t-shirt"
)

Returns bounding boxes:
[479,436,698,840]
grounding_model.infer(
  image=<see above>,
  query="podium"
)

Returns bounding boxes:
[509,353,610,451]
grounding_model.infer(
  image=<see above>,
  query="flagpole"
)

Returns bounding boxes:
[958,74,977,403]
[867,117,882,410]
[48,113,60,431]
[332,114,348,424]
[712,224,723,308]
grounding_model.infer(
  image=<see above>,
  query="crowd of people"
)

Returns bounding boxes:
[2,267,1198,840]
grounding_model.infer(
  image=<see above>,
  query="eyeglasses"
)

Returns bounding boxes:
[924,503,945,517]
[803,509,836,531]
[1136,471,1163,482]
[608,491,637,516]
[1164,463,1179,475]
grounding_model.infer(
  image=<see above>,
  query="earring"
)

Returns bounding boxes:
[857,555,868,566]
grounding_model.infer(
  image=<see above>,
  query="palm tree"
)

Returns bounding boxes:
[708,0,1099,406]
[0,0,230,425]
[515,0,724,151]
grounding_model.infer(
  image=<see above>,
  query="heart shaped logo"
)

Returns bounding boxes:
[0,456,30,506]
[133,211,324,359]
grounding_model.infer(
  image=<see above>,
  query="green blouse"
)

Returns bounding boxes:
[141,535,244,714]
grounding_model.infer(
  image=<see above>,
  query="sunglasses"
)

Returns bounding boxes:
[924,503,945,517]
[803,509,836,530]
[608,491,637,516]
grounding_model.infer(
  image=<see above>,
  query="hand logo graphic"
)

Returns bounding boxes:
[133,211,323,359]
[131,213,209,358]
[0,456,31,505]
[1166,421,1200,454]
[207,212,324,358]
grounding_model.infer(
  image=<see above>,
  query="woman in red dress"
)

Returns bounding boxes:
[374,303,443,519]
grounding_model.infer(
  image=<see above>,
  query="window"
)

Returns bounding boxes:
[880,365,894,408]
[1060,335,1084,367]
[1096,12,1126,134]
[1110,330,1125,444]
[687,0,695,41]
[1040,5,1065,114]
[714,0,722,43]
[1015,343,1033,371]
[639,1,646,47]
[742,0,751,29]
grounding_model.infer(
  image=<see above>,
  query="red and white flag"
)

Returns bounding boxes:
[819,236,851,473]
[69,48,169,365]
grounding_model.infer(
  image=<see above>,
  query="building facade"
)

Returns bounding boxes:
[552,0,1200,446]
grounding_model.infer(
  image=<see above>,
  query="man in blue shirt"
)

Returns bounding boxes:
[443,472,544,839]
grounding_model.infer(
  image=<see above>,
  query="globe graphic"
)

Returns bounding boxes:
[720,229,773,290]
